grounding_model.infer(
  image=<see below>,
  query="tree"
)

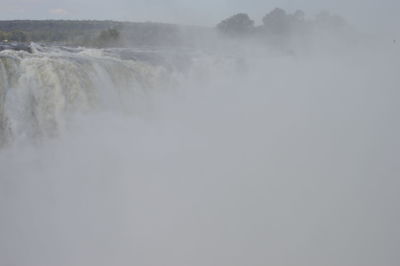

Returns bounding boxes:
[0,31,8,41]
[262,8,289,34]
[8,31,28,42]
[216,13,254,37]
[293,10,305,21]
[96,28,121,47]
[99,28,119,41]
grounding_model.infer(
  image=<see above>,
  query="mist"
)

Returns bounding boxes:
[1,3,400,266]
[2,0,400,36]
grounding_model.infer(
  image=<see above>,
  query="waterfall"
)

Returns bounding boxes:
[0,46,200,144]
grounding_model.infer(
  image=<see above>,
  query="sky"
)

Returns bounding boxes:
[0,0,399,35]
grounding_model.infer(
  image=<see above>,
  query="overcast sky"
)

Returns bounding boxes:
[0,0,398,34]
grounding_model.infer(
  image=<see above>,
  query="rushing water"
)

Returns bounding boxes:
[0,42,400,266]
[0,45,193,145]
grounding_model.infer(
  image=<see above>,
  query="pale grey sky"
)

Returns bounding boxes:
[0,0,398,34]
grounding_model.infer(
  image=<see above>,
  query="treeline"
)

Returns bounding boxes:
[0,30,28,42]
[0,20,197,47]
[0,20,119,43]
[0,9,351,48]
[216,8,348,38]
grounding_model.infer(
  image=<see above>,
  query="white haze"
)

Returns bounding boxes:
[2,0,400,36]
[1,26,400,266]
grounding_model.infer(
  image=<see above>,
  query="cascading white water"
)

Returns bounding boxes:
[0,45,212,145]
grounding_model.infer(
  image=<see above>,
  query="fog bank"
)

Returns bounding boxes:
[1,29,400,266]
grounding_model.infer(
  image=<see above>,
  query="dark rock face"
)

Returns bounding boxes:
[0,42,32,53]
